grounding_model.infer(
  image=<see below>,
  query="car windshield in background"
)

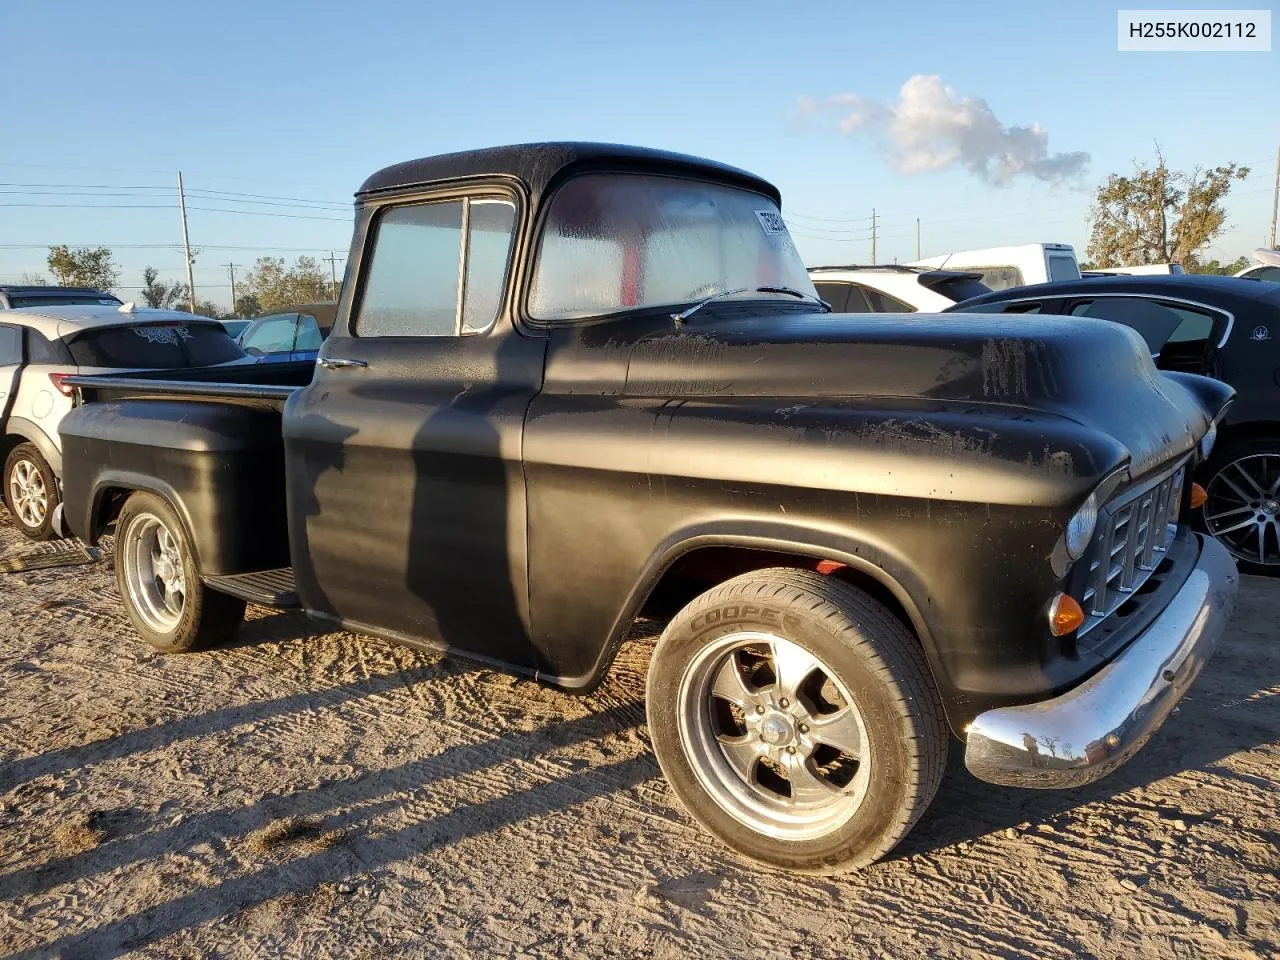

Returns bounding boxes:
[65,322,246,368]
[10,294,122,308]
[528,174,816,320]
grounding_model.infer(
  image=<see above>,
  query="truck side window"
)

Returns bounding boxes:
[461,200,517,333]
[0,325,22,365]
[357,198,516,337]
[357,201,465,337]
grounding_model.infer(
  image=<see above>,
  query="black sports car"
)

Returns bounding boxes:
[949,274,1280,572]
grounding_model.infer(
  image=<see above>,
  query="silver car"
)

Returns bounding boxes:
[0,303,246,540]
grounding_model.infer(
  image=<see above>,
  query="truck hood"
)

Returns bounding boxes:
[621,311,1230,478]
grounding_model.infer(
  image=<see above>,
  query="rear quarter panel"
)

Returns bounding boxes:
[59,399,290,575]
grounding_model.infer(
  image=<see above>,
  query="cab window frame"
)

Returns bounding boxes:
[351,189,520,340]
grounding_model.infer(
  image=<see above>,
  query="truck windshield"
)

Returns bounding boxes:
[529,173,816,320]
[65,322,246,368]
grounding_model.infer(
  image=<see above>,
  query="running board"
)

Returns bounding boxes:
[203,568,300,609]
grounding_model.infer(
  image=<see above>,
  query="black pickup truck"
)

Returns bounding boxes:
[58,143,1237,873]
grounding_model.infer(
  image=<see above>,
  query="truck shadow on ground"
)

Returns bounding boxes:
[2,696,656,960]
[0,614,1274,957]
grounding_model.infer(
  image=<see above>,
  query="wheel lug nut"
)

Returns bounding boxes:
[779,698,789,708]
[786,745,796,754]
[756,705,766,714]
[799,723,809,733]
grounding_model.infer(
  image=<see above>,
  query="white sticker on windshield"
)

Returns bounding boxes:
[755,210,788,236]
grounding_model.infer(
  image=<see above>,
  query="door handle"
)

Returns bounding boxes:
[318,357,367,370]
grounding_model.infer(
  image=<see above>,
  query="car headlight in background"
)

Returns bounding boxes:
[1199,421,1217,460]
[1065,492,1099,560]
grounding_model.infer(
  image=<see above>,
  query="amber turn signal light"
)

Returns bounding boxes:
[1190,482,1208,509]
[1048,593,1085,637]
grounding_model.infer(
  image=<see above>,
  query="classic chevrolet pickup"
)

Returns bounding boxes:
[57,143,1237,872]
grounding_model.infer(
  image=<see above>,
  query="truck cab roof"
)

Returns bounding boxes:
[357,141,779,205]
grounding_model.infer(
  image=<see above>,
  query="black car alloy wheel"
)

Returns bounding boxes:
[1204,452,1280,567]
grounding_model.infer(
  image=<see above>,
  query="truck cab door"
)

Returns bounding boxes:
[284,192,546,669]
[0,324,23,426]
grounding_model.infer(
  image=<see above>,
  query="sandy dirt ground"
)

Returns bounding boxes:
[0,510,1276,960]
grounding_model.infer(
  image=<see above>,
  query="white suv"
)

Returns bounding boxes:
[0,304,247,540]
[808,265,991,313]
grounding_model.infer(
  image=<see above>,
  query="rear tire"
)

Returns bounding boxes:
[4,443,61,541]
[115,491,245,652]
[646,568,947,873]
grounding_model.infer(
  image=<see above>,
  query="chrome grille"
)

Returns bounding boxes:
[1080,464,1185,633]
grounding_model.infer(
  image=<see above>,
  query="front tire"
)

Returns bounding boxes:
[4,443,61,541]
[115,491,245,652]
[646,568,947,873]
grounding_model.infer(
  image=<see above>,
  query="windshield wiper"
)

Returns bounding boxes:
[671,285,831,324]
[671,287,750,324]
[756,286,832,312]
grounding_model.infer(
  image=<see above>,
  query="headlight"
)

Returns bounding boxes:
[1199,421,1217,460]
[1065,492,1098,560]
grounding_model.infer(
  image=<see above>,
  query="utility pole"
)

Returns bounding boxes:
[915,218,921,260]
[1269,143,1279,250]
[870,208,877,264]
[323,250,343,300]
[177,172,196,313]
[224,263,239,315]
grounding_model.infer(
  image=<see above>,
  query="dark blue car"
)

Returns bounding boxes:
[237,302,336,363]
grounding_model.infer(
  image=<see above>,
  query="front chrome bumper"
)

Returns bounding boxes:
[965,534,1238,789]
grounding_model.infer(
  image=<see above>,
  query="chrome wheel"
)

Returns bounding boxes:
[7,458,48,529]
[122,513,187,633]
[1204,454,1280,566]
[677,631,871,841]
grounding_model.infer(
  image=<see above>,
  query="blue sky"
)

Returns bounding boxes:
[1,0,1274,308]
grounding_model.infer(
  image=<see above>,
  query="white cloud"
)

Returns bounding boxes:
[802,75,1090,186]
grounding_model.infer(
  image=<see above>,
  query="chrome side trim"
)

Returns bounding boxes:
[965,534,1237,789]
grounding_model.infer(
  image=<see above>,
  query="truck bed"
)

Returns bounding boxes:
[58,361,310,574]
[67,359,314,410]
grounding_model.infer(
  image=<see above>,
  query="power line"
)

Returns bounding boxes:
[784,210,877,224]
[783,219,874,235]
[0,201,350,222]
[184,193,349,211]
[186,206,350,222]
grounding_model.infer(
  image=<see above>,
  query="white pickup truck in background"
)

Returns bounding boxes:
[909,242,1081,290]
